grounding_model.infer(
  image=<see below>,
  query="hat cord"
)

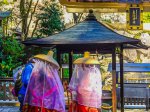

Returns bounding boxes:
[41,62,46,112]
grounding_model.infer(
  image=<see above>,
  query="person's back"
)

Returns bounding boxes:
[12,65,24,97]
[13,65,25,82]
[19,63,33,95]
[18,62,34,112]
[23,51,66,112]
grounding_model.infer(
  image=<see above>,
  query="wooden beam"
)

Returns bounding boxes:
[112,48,117,112]
[60,1,127,8]
[64,3,150,12]
[57,44,114,54]
[120,45,124,112]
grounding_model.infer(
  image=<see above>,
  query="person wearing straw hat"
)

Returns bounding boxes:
[23,51,65,112]
[17,58,35,112]
[68,51,102,112]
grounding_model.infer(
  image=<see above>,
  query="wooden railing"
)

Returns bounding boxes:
[117,84,150,110]
[125,78,150,83]
[0,78,18,105]
[0,77,112,108]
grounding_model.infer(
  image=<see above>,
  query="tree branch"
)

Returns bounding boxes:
[25,0,39,39]
[20,0,25,18]
[26,0,33,18]
[15,20,22,31]
[77,13,83,23]
[31,18,40,38]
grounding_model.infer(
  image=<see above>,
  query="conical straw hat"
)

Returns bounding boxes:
[74,51,99,65]
[33,51,60,68]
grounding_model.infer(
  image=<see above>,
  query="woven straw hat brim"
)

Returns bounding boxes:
[73,58,87,64]
[74,57,99,65]
[84,58,100,65]
[33,54,60,68]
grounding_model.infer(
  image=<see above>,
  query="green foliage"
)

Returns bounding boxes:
[0,38,2,59]
[36,1,64,37]
[0,0,9,6]
[102,19,112,24]
[73,54,83,61]
[62,54,69,64]
[3,0,9,4]
[133,30,150,39]
[63,68,69,78]
[133,32,142,39]
[61,54,83,64]
[0,35,25,77]
[143,12,150,23]
[0,92,4,99]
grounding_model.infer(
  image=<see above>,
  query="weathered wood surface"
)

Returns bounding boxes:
[0,78,18,104]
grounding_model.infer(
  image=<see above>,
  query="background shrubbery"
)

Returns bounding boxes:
[0,35,25,77]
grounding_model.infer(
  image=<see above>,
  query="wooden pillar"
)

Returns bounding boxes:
[69,51,73,81]
[56,48,63,81]
[3,83,6,101]
[120,45,124,112]
[56,48,61,66]
[112,48,117,112]
[25,46,33,63]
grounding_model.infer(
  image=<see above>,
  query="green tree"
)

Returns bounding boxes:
[35,1,64,37]
[0,35,25,77]
[143,12,150,23]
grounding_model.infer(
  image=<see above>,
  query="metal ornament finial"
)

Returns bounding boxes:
[89,9,93,14]
[86,9,96,21]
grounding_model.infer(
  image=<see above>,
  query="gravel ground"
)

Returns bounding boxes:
[117,109,148,112]
[0,106,148,112]
[0,106,19,112]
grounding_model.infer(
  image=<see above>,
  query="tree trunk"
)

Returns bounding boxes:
[25,0,39,39]
[31,19,39,38]
[20,0,26,41]
[20,0,34,41]
[73,13,83,24]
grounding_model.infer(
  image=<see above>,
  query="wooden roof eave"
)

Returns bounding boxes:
[23,41,139,47]
[22,12,143,51]
[23,38,140,45]
[123,42,149,49]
